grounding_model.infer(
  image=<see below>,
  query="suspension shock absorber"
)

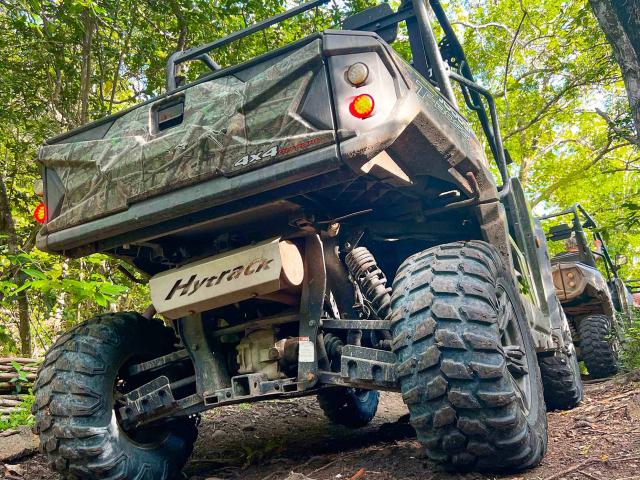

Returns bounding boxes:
[345,247,392,319]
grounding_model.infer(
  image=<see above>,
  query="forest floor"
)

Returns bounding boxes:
[5,372,640,480]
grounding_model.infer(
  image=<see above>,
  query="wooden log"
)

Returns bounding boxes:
[0,382,24,391]
[0,395,27,402]
[0,373,36,382]
[0,365,38,373]
[0,357,39,365]
[0,407,23,415]
[0,399,22,407]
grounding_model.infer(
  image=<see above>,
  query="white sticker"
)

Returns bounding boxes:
[298,340,315,363]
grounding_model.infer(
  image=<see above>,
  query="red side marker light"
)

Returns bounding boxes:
[34,203,47,224]
[349,94,375,119]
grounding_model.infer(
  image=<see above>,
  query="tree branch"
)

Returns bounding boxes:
[451,20,515,37]
[595,108,640,146]
[531,141,630,207]
[504,79,589,141]
[503,11,528,120]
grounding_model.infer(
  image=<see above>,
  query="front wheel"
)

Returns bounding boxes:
[578,314,619,379]
[539,350,583,410]
[32,312,198,480]
[317,387,379,428]
[390,241,547,472]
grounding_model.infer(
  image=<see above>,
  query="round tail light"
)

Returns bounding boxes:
[349,94,375,119]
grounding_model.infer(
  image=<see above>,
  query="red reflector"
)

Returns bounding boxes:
[349,94,375,119]
[33,203,47,224]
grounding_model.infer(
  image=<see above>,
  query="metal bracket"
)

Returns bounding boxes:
[179,314,230,398]
[322,319,392,330]
[128,349,190,376]
[297,235,326,387]
[203,374,300,406]
[340,345,397,388]
[118,376,177,428]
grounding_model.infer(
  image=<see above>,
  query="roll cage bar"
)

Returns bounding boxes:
[165,0,511,194]
[540,204,619,280]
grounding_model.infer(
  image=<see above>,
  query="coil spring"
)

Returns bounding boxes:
[345,247,392,319]
[568,318,578,342]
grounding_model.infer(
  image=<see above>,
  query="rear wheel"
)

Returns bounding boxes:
[578,314,619,379]
[32,312,197,480]
[539,350,583,410]
[317,387,379,428]
[390,241,547,472]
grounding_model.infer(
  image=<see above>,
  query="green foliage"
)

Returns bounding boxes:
[0,393,35,431]
[621,311,640,369]
[8,361,37,394]
[0,0,639,356]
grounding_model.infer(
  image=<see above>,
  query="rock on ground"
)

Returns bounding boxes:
[0,426,38,463]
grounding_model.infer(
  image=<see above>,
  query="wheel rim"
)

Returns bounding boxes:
[353,389,372,403]
[113,356,171,447]
[497,284,533,416]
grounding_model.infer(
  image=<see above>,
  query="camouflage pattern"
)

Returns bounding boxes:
[40,39,334,232]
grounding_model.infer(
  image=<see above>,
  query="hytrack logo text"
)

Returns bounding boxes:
[165,257,274,300]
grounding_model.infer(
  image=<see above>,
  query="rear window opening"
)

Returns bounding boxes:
[155,98,185,131]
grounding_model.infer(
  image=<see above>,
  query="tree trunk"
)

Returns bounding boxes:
[0,173,31,356]
[79,9,95,124]
[170,0,188,79]
[589,0,640,140]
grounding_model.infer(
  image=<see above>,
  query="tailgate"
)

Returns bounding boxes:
[40,38,335,233]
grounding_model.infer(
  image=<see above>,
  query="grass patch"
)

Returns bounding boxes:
[620,310,640,370]
[0,393,34,431]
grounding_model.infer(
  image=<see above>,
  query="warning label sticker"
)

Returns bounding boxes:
[298,340,315,363]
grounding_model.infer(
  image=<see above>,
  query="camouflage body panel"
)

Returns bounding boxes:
[40,39,334,232]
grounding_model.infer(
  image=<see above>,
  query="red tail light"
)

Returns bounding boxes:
[349,94,375,119]
[33,203,47,224]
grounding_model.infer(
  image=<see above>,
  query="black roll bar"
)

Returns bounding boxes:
[449,71,510,195]
[429,0,500,163]
[410,0,458,107]
[166,0,331,91]
[540,204,619,278]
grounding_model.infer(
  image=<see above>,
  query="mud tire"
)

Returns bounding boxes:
[317,388,379,428]
[32,312,198,480]
[390,241,547,472]
[578,314,619,379]
[539,351,583,410]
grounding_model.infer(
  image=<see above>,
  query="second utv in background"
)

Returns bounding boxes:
[540,204,630,378]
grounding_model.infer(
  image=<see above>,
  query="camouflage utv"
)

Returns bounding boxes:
[540,204,628,378]
[32,1,581,477]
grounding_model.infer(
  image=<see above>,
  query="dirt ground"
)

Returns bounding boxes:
[8,373,640,480]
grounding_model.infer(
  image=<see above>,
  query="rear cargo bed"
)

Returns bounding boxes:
[37,30,492,258]
[39,37,335,241]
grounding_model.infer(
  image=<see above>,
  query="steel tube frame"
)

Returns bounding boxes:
[449,70,510,196]
[411,0,458,108]
[166,0,330,91]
